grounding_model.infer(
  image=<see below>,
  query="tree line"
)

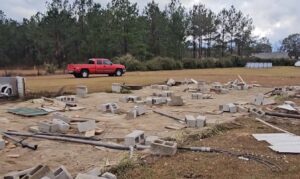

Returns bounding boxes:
[0,0,298,70]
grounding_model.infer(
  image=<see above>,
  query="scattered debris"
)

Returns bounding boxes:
[168,96,184,106]
[0,76,25,98]
[127,105,146,119]
[77,120,96,133]
[219,103,237,113]
[150,139,177,156]
[100,103,120,114]
[166,78,176,86]
[124,130,145,147]
[76,85,88,98]
[8,107,49,117]
[253,133,300,154]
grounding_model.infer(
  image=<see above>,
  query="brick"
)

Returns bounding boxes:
[4,167,35,179]
[124,130,145,147]
[145,136,159,146]
[111,83,122,93]
[38,121,59,133]
[168,96,184,106]
[21,165,55,179]
[101,172,117,179]
[52,113,71,124]
[150,139,177,156]
[77,120,96,133]
[76,86,88,98]
[52,119,70,134]
[53,165,72,179]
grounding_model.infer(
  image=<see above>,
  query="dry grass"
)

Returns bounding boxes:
[24,67,300,94]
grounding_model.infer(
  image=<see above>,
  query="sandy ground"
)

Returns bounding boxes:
[0,82,272,176]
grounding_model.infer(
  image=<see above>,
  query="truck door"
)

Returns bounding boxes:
[102,59,115,73]
[96,59,105,74]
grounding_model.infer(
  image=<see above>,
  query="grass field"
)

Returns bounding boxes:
[24,67,300,94]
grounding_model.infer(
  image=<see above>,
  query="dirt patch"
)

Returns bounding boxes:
[120,118,300,179]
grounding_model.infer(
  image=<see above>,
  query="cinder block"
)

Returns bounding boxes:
[76,86,88,98]
[101,172,117,179]
[53,165,72,179]
[77,120,96,133]
[192,93,203,99]
[52,119,70,134]
[145,136,159,146]
[156,85,169,90]
[4,167,35,179]
[52,113,71,123]
[185,115,196,128]
[124,130,145,147]
[162,91,173,97]
[56,96,76,104]
[38,121,59,133]
[253,93,264,105]
[21,165,55,179]
[150,139,177,156]
[112,83,122,93]
[220,103,237,113]
[75,173,105,179]
[100,103,119,114]
[127,106,146,119]
[0,136,5,150]
[250,107,265,117]
[196,115,206,128]
[168,96,184,106]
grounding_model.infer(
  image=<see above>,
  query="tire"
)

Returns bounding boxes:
[74,73,81,78]
[115,69,123,77]
[81,70,89,78]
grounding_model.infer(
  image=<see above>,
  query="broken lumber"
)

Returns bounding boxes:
[254,118,294,135]
[265,111,300,119]
[153,110,184,122]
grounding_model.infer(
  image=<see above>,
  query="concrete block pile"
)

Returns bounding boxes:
[219,103,237,113]
[185,115,206,128]
[3,164,117,179]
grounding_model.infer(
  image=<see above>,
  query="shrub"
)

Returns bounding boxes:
[112,54,146,71]
[44,63,57,74]
[146,57,183,71]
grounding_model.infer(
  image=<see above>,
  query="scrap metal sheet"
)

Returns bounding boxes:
[253,133,300,154]
[8,108,49,117]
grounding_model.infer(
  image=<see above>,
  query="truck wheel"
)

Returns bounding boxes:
[81,70,89,78]
[74,73,81,78]
[115,69,123,77]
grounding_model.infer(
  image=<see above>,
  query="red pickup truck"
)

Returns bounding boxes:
[67,58,126,78]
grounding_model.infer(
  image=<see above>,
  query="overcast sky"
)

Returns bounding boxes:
[1,0,299,49]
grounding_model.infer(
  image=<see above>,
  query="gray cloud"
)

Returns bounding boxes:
[0,0,299,48]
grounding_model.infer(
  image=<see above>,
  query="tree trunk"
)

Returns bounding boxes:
[193,35,196,58]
